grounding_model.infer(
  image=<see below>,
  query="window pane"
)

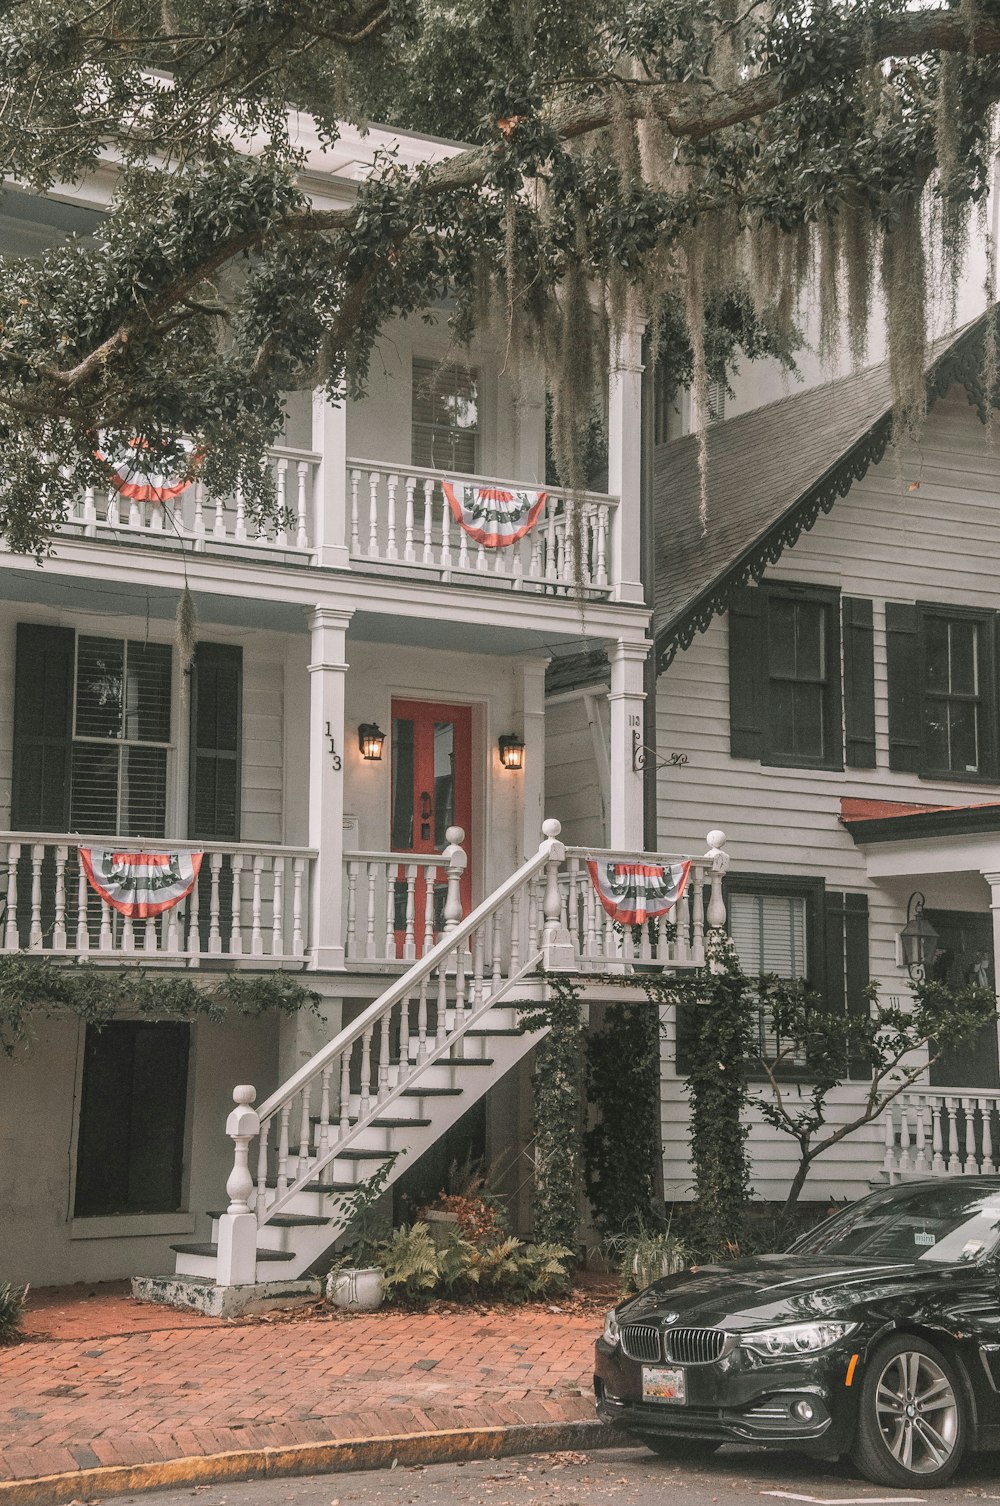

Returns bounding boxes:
[794,602,826,683]
[433,721,455,847]
[949,700,979,773]
[924,697,950,771]
[792,684,826,759]
[949,620,977,697]
[71,743,121,833]
[126,642,172,743]
[391,718,415,849]
[119,746,168,838]
[767,599,796,678]
[769,681,796,756]
[76,637,123,739]
[924,617,950,692]
[729,893,807,979]
[412,357,479,474]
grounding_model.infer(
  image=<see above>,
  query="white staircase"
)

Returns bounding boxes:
[169,821,730,1290]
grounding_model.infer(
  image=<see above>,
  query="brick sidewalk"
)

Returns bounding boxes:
[0,1291,606,1483]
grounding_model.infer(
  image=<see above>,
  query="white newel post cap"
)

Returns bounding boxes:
[542,819,562,839]
[226,1084,259,1137]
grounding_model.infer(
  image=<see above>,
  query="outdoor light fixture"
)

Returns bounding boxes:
[899,892,939,978]
[498,733,525,771]
[358,723,386,762]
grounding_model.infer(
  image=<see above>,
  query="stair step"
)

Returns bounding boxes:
[335,1148,395,1161]
[466,1028,522,1037]
[207,1211,330,1227]
[389,1057,495,1068]
[370,1117,432,1129]
[169,1242,295,1262]
[401,1086,462,1097]
[265,1180,357,1193]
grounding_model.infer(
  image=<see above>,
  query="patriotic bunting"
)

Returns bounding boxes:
[442,481,546,548]
[79,848,203,918]
[586,857,692,926]
[96,434,198,502]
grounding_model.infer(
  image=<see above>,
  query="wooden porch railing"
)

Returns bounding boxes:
[883,1087,1000,1179]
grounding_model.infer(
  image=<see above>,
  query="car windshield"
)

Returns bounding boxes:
[789,1184,1000,1265]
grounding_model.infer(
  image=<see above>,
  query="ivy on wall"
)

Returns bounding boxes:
[584,1001,660,1239]
[0,953,321,1057]
[516,974,585,1259]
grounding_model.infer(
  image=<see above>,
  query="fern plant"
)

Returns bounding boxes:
[0,1282,28,1344]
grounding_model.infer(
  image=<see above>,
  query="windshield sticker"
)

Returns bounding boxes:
[962,1239,985,1258]
[913,1231,936,1247]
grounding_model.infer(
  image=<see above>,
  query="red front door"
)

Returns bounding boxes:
[390,699,473,955]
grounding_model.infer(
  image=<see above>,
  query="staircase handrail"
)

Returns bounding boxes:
[253,824,563,1128]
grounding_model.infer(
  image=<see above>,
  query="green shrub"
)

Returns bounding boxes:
[372,1223,572,1305]
[0,1283,28,1344]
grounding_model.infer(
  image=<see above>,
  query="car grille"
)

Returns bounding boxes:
[620,1323,662,1363]
[665,1328,726,1365]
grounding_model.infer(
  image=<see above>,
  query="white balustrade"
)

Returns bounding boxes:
[67,447,319,556]
[883,1089,1000,1181]
[346,458,616,596]
[0,834,315,964]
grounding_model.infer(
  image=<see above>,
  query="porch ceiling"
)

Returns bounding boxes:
[346,609,606,658]
[0,566,309,632]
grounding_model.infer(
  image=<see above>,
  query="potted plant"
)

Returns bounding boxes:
[326,1164,393,1312]
[605,1220,690,1294]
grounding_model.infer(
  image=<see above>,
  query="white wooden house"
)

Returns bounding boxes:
[0,117,735,1298]
[548,311,1000,1212]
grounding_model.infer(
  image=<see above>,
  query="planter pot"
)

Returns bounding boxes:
[632,1250,687,1286]
[423,1210,460,1250]
[328,1267,385,1311]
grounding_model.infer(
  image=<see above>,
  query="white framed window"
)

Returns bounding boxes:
[411,357,479,474]
[71,636,173,837]
[729,891,808,980]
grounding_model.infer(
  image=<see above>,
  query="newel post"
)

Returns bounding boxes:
[704,829,729,972]
[441,826,467,934]
[216,1085,260,1288]
[540,818,575,970]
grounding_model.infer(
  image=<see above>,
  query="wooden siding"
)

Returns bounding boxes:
[655,390,1000,1203]
[545,692,609,849]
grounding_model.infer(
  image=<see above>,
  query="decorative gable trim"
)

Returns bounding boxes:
[655,312,999,673]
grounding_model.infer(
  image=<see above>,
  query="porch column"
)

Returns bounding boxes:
[311,389,350,569]
[983,872,1000,1056]
[308,606,352,968]
[607,322,645,604]
[607,637,649,851]
[518,658,548,861]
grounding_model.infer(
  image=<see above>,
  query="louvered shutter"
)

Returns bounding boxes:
[11,623,74,831]
[842,597,876,768]
[885,602,921,772]
[825,890,871,1079]
[188,643,242,840]
[728,587,764,759]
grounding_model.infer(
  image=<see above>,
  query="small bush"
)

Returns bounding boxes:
[0,1283,28,1344]
[372,1223,572,1305]
[418,1193,508,1248]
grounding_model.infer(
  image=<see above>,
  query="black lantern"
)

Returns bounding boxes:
[498,733,525,771]
[358,722,385,762]
[899,892,939,978]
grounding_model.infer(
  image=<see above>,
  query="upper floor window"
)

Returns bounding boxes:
[411,357,479,474]
[886,603,997,780]
[72,635,172,837]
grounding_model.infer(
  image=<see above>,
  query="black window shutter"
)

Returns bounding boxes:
[824,890,871,1080]
[728,587,764,759]
[188,643,242,840]
[885,601,921,772]
[842,597,876,768]
[11,623,74,831]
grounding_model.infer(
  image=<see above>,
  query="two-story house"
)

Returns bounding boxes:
[548,309,1000,1214]
[0,116,701,1299]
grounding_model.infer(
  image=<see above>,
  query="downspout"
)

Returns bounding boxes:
[640,331,658,853]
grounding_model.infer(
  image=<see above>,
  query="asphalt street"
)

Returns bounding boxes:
[113,1445,1000,1506]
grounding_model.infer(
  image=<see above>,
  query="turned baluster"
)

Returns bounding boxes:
[931,1100,945,1174]
[385,473,399,559]
[276,1104,291,1195]
[947,1098,961,1174]
[186,868,201,957]
[453,947,467,1034]
[422,866,436,954]
[416,975,430,1060]
[29,844,43,949]
[982,1099,996,1174]
[255,1117,270,1217]
[367,471,380,558]
[384,864,397,961]
[76,863,90,952]
[566,858,581,956]
[208,853,223,952]
[964,1097,979,1173]
[271,856,285,956]
[234,484,247,543]
[528,508,543,579]
[490,910,503,984]
[378,1011,392,1100]
[898,1102,911,1172]
[442,827,467,935]
[913,1099,928,1173]
[213,487,226,539]
[884,1106,897,1175]
[399,994,411,1073]
[509,888,521,972]
[365,861,378,958]
[317,1065,333,1158]
[339,1050,351,1132]
[436,964,449,1048]
[595,505,609,588]
[229,853,244,954]
[544,502,558,582]
[349,469,361,553]
[403,864,418,961]
[440,483,452,570]
[527,874,540,954]
[274,458,289,546]
[144,912,157,953]
[422,478,434,564]
[359,1027,374,1115]
[97,897,113,951]
[52,846,67,951]
[472,931,485,1012]
[82,486,97,535]
[403,477,416,561]
[292,857,306,956]
[4,846,19,950]
[296,461,310,549]
[345,859,359,958]
[296,1087,312,1179]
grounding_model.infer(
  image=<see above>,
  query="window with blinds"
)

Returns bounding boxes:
[729,891,809,1067]
[71,636,172,837]
[411,357,479,474]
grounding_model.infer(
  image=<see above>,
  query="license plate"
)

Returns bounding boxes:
[642,1365,686,1404]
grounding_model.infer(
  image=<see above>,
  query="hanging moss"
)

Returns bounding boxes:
[842,199,873,369]
[881,194,928,442]
[817,217,841,364]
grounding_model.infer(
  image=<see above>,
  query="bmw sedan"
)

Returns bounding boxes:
[595,1177,1000,1487]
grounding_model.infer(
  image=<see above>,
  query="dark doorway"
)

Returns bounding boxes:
[925,910,999,1089]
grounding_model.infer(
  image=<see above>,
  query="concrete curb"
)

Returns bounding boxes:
[0,1419,630,1504]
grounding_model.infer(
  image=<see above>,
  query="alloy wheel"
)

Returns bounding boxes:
[874,1348,959,1474]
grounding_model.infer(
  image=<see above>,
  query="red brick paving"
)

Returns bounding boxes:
[0,1285,608,1483]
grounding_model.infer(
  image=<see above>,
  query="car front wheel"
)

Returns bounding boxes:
[851,1335,967,1487]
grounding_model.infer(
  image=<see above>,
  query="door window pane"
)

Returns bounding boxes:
[432,721,455,847]
[391,718,415,850]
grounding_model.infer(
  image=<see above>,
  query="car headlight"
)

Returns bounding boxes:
[603,1308,621,1346]
[739,1321,858,1358]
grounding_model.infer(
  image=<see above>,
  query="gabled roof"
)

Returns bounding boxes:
[653,311,997,671]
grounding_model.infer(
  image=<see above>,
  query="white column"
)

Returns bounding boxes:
[308,606,352,968]
[607,638,649,851]
[982,871,1000,1068]
[311,388,350,569]
[606,323,645,604]
[518,658,548,861]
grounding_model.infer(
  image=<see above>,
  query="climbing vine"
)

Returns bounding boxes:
[0,954,320,1057]
[583,1001,661,1239]
[516,974,586,1259]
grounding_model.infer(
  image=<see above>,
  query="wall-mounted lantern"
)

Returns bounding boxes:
[899,892,939,979]
[498,733,525,771]
[358,722,386,762]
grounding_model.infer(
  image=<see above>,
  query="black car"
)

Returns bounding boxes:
[595,1177,1000,1487]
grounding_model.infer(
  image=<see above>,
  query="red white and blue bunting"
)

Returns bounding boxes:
[95,434,198,502]
[79,848,203,918]
[442,481,547,548]
[586,857,692,926]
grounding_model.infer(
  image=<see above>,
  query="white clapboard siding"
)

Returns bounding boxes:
[545,693,610,848]
[654,389,1000,1202]
[239,652,284,845]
